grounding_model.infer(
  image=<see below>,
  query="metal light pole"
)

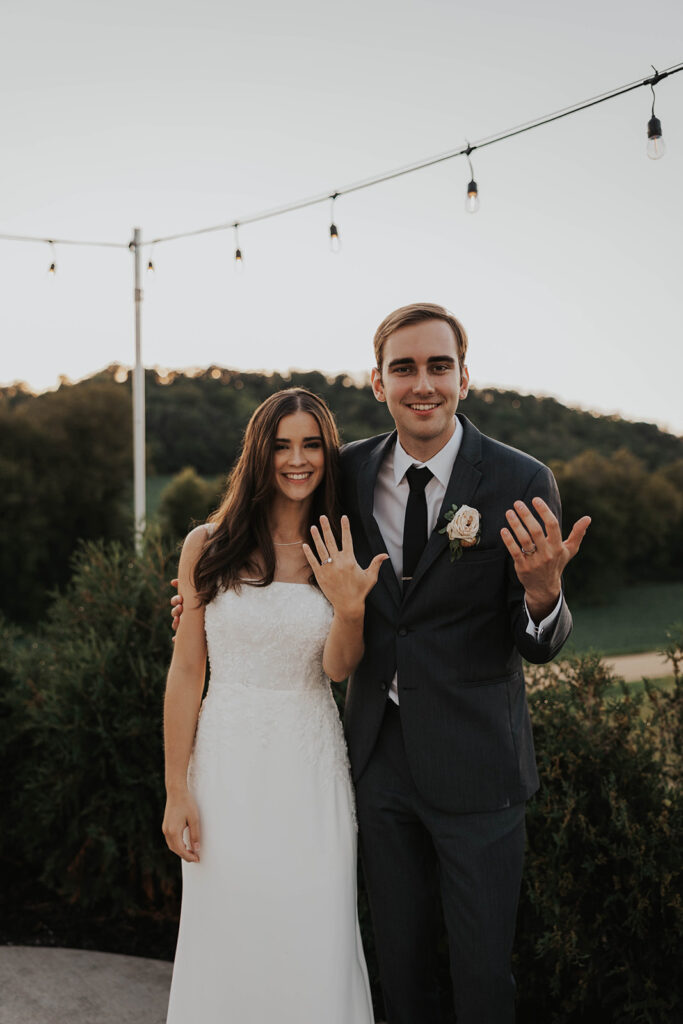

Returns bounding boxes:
[130,227,146,553]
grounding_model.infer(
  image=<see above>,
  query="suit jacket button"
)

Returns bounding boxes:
[379,682,387,691]
[398,626,408,637]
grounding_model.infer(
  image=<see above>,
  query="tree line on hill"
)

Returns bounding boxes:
[1,364,681,621]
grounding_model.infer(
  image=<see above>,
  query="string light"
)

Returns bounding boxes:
[647,66,666,159]
[47,241,57,275]
[0,62,680,266]
[233,224,244,271]
[464,146,479,214]
[329,194,341,253]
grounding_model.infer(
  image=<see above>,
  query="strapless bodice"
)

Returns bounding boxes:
[204,581,334,694]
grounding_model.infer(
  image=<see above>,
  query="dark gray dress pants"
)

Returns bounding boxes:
[355,700,526,1024]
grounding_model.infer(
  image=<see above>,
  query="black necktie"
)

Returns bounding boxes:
[402,466,433,587]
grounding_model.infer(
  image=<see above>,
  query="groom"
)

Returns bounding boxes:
[339,303,589,1024]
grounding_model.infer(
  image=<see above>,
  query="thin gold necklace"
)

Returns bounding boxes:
[273,539,305,546]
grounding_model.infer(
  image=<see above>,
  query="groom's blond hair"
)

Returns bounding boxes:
[373,303,468,373]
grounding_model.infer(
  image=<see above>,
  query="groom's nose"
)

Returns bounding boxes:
[412,367,435,393]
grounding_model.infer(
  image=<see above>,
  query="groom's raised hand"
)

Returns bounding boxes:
[501,496,591,623]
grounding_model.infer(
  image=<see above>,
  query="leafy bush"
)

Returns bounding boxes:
[0,533,180,923]
[2,535,681,1022]
[157,466,223,540]
[515,645,683,1023]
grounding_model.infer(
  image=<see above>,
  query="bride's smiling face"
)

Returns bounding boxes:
[272,411,326,502]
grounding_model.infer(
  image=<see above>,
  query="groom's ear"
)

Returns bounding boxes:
[371,367,386,403]
[459,364,470,400]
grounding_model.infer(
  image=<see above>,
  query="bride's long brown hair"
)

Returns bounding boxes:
[193,388,341,605]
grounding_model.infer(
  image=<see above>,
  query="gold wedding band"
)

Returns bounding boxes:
[521,544,537,556]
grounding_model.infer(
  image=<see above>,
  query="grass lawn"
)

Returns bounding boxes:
[146,474,174,519]
[566,581,683,656]
[603,675,676,699]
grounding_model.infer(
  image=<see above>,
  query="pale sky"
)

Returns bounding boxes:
[2,0,682,434]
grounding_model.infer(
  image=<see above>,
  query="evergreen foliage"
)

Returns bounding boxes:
[516,648,683,1022]
[0,535,180,920]
[0,375,132,621]
[157,467,223,540]
[1,539,681,1021]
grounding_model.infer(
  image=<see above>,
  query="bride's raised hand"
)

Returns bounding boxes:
[303,515,388,618]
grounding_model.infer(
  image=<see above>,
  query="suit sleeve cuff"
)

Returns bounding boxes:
[524,591,563,642]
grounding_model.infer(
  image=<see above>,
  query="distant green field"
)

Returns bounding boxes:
[568,582,683,656]
[146,475,174,519]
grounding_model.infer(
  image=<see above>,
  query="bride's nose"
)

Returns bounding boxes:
[288,445,307,465]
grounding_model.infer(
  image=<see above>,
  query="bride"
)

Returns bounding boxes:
[162,387,386,1023]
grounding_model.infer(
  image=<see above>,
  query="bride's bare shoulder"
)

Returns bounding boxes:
[180,523,215,562]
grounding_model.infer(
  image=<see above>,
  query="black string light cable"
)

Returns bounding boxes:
[0,62,680,257]
[143,62,682,250]
[0,232,128,248]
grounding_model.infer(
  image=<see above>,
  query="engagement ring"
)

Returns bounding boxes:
[521,544,537,556]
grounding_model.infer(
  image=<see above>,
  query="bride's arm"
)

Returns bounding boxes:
[162,525,209,863]
[304,515,388,683]
[323,606,367,683]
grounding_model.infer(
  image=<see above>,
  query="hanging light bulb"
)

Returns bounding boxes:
[647,117,665,159]
[47,240,57,275]
[646,68,666,160]
[147,246,155,274]
[464,146,480,213]
[465,180,480,213]
[233,224,244,272]
[329,193,341,253]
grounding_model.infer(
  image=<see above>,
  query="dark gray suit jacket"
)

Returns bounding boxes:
[340,414,572,815]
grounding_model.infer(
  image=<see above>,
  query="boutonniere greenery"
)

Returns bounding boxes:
[439,504,482,561]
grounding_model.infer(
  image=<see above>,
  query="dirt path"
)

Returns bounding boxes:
[603,650,672,682]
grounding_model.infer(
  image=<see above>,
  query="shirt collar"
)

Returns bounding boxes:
[393,417,463,489]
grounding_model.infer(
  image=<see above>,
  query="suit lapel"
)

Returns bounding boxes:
[408,416,483,593]
[356,432,403,606]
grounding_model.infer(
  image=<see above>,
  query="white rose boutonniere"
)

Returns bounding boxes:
[439,504,482,561]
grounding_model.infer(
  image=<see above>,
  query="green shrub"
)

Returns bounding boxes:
[157,466,223,540]
[0,533,180,921]
[2,540,681,1022]
[515,648,683,1023]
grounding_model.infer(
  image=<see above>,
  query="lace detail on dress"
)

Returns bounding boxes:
[188,582,355,819]
[205,582,332,692]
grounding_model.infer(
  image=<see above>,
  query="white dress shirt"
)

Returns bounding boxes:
[372,420,562,703]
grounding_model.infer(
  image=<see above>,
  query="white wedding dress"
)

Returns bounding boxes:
[166,581,374,1024]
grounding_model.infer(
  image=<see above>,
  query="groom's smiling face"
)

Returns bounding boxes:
[371,319,469,461]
